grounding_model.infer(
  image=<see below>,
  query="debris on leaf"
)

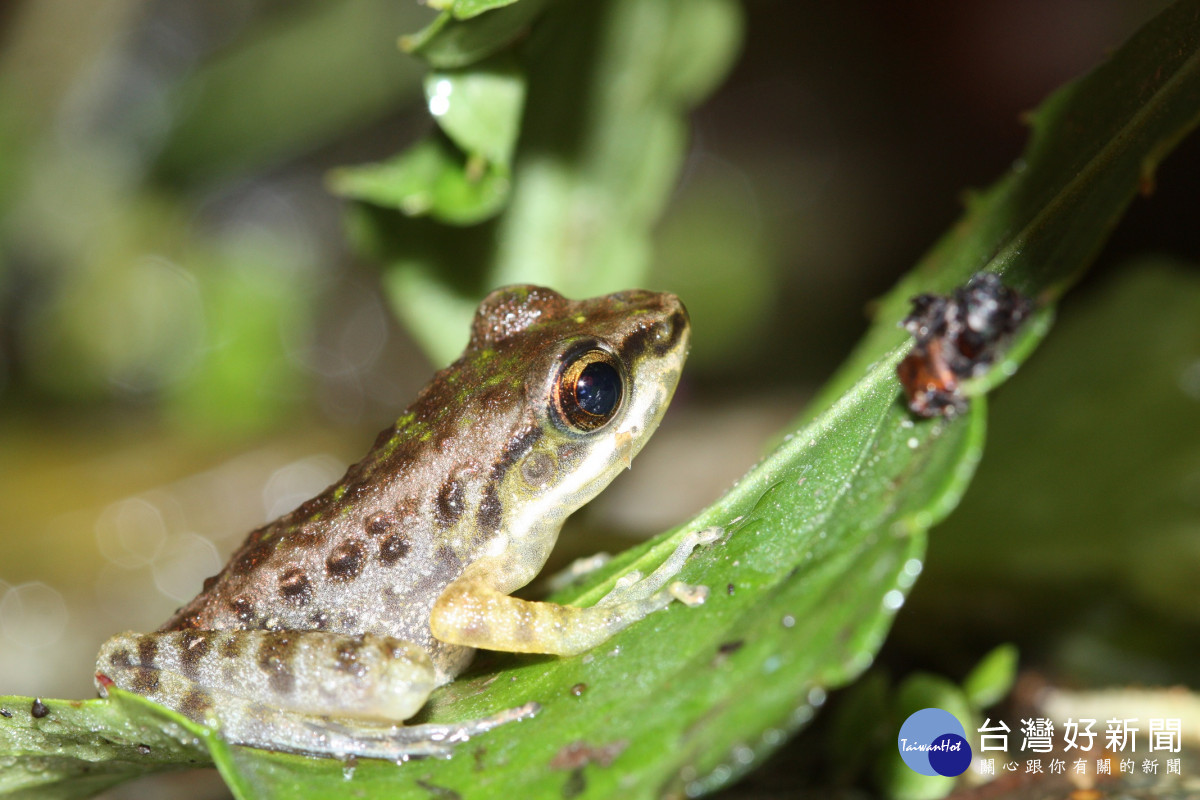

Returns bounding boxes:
[898,273,1032,418]
[549,739,629,770]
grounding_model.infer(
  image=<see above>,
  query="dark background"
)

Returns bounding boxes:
[0,1,1195,796]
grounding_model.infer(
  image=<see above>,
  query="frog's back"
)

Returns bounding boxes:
[164,371,530,670]
[160,285,689,680]
[159,289,564,671]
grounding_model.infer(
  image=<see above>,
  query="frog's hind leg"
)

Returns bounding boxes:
[272,702,539,760]
[95,630,536,760]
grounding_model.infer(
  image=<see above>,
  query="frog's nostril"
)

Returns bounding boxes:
[650,307,688,353]
[652,320,673,346]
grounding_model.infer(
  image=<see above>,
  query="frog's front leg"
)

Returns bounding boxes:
[432,527,720,656]
[95,630,536,760]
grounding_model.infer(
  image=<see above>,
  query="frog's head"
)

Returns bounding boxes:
[465,285,689,568]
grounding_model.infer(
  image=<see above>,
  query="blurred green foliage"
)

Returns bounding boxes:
[335,0,742,365]
[0,0,427,432]
[0,0,1198,799]
[152,2,426,184]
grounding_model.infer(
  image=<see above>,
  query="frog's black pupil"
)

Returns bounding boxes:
[575,361,621,418]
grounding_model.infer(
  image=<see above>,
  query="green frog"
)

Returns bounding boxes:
[95,285,717,760]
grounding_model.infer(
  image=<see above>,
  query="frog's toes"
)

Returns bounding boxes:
[597,570,642,605]
[546,552,614,593]
[598,525,723,607]
[442,699,542,738]
[668,580,709,607]
[694,525,724,547]
[659,524,723,575]
[302,700,541,761]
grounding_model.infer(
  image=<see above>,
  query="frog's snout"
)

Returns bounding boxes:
[636,293,690,362]
[654,296,689,353]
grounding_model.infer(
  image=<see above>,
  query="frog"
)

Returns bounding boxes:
[94,284,718,761]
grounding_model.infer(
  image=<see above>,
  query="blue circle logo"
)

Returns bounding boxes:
[897,708,973,777]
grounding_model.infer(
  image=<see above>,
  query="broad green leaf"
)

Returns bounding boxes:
[328,136,510,225]
[0,691,209,798]
[334,54,524,228]
[8,1,1200,798]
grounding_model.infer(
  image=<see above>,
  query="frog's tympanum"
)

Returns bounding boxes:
[95,285,716,760]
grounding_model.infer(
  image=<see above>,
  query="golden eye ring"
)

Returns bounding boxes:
[553,349,624,432]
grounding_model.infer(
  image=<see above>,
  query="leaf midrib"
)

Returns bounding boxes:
[986,33,1200,284]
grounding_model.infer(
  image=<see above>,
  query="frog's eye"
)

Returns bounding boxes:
[553,349,623,431]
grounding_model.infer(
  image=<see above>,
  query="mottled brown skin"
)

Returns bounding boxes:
[96,285,709,760]
[160,286,688,678]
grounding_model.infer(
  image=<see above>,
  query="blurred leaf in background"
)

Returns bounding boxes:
[0,0,1198,799]
[0,0,429,431]
[333,0,744,365]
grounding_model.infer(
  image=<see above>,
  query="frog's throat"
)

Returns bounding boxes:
[501,372,674,569]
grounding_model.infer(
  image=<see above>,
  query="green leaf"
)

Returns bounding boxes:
[962,644,1019,710]
[452,0,524,21]
[0,691,210,798]
[425,54,526,166]
[384,0,746,365]
[402,0,552,70]
[335,51,525,228]
[486,0,743,294]
[11,1,1200,797]
[328,136,510,225]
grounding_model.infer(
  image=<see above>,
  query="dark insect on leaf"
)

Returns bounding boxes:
[898,273,1032,418]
